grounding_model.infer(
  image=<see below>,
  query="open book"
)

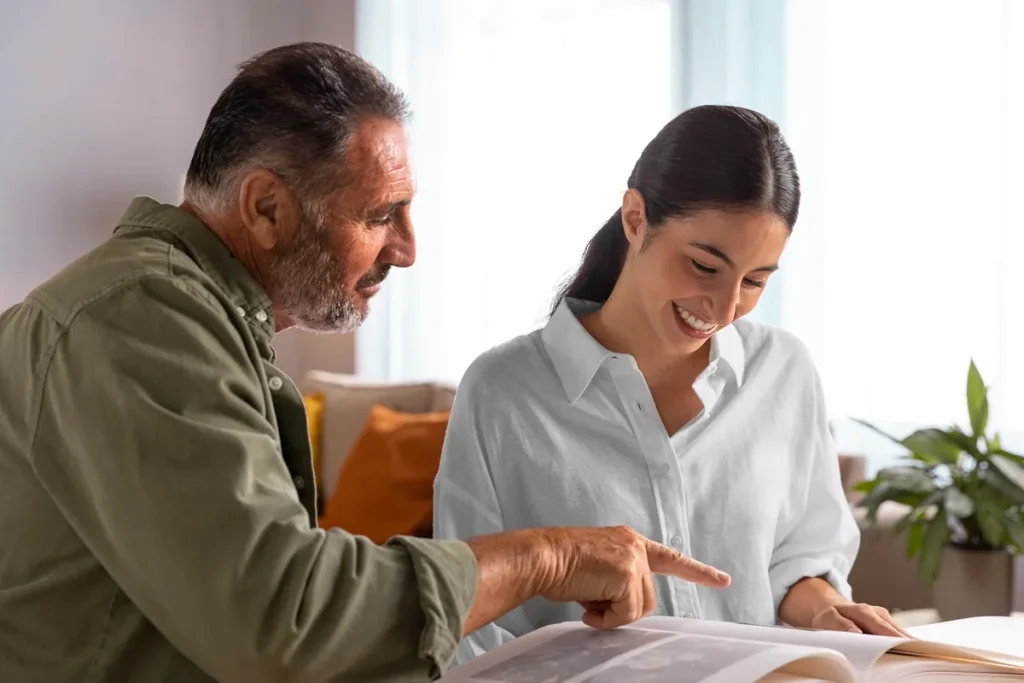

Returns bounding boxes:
[441,615,1024,683]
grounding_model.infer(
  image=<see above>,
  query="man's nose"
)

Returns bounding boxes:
[382,217,416,269]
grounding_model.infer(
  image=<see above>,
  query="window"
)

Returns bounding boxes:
[782,0,1024,467]
[357,0,673,383]
[358,0,1024,471]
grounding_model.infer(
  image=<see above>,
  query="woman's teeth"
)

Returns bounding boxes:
[674,304,717,332]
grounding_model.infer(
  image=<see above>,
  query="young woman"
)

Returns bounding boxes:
[433,105,904,663]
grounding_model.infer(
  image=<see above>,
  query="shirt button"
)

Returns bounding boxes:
[268,376,283,391]
[236,306,246,318]
[255,310,268,322]
[670,535,683,547]
[656,463,671,478]
[293,476,305,489]
[683,611,695,619]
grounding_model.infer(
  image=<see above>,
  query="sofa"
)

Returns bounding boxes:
[303,371,932,613]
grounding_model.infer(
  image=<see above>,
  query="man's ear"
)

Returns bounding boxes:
[237,170,298,251]
[621,188,647,249]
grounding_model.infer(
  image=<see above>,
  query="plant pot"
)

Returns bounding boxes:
[933,546,1019,621]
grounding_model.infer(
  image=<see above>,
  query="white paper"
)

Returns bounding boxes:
[440,623,856,683]
[908,616,1024,659]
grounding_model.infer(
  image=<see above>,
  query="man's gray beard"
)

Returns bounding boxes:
[268,215,366,334]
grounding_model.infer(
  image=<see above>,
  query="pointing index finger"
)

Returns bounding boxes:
[645,539,731,588]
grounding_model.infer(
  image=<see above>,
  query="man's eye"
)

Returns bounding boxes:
[690,259,717,275]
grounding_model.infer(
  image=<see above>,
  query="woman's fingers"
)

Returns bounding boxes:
[836,604,907,637]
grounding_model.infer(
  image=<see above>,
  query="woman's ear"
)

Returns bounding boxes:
[621,188,647,249]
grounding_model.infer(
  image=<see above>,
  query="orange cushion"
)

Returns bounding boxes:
[318,403,450,543]
[302,393,325,482]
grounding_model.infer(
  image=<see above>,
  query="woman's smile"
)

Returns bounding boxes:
[673,303,718,339]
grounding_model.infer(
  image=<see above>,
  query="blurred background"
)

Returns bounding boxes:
[2,0,1022,474]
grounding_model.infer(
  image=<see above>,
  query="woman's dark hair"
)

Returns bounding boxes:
[552,104,800,314]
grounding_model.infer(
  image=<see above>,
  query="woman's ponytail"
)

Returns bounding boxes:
[551,209,629,315]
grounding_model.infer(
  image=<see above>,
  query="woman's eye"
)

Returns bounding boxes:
[743,278,767,289]
[690,259,717,275]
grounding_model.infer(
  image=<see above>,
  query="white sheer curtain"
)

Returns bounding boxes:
[780,0,1024,468]
[356,0,1024,470]
[355,0,673,384]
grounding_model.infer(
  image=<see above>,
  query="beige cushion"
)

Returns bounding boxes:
[302,371,456,499]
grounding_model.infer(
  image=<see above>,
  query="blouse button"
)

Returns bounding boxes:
[670,535,684,548]
[268,376,284,391]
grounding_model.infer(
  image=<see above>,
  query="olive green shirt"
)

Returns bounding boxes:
[0,197,478,682]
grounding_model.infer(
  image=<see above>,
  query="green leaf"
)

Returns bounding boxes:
[854,478,880,494]
[967,360,989,437]
[859,481,896,519]
[918,512,950,584]
[974,496,1007,548]
[1005,515,1024,554]
[990,433,1003,451]
[944,428,981,459]
[982,466,1024,506]
[876,466,937,493]
[894,508,918,534]
[901,429,963,465]
[851,418,904,447]
[990,455,1024,498]
[992,449,1024,466]
[944,487,975,518]
[906,520,927,558]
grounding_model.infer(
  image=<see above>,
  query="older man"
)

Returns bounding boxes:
[0,43,729,682]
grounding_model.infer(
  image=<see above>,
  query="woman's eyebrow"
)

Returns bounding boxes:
[689,242,779,273]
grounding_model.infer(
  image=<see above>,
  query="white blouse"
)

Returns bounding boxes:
[433,298,859,664]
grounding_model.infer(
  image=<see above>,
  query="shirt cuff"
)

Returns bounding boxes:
[770,556,854,617]
[386,536,478,679]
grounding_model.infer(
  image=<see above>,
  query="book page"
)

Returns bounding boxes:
[440,623,857,683]
[907,616,1024,661]
[637,617,905,678]
[638,616,1024,679]
[866,651,1024,683]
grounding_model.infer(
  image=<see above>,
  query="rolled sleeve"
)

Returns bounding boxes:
[27,276,477,683]
[390,536,478,674]
[768,367,860,614]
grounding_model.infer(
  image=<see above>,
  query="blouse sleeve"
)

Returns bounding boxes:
[432,361,522,663]
[768,360,860,614]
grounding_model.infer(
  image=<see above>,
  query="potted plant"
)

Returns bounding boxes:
[854,361,1024,620]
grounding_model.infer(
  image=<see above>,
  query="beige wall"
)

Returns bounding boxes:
[0,0,359,381]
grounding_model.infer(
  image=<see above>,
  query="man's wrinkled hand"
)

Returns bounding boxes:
[536,525,731,630]
[811,602,910,637]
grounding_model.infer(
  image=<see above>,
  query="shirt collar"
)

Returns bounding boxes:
[112,196,275,340]
[541,298,613,403]
[541,297,747,403]
[711,320,746,387]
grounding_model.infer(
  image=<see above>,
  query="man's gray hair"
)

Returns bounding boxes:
[184,42,410,216]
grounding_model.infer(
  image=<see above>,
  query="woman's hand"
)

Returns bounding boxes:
[779,576,911,637]
[810,602,910,637]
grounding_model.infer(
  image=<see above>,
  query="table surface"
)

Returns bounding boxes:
[892,608,1024,628]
